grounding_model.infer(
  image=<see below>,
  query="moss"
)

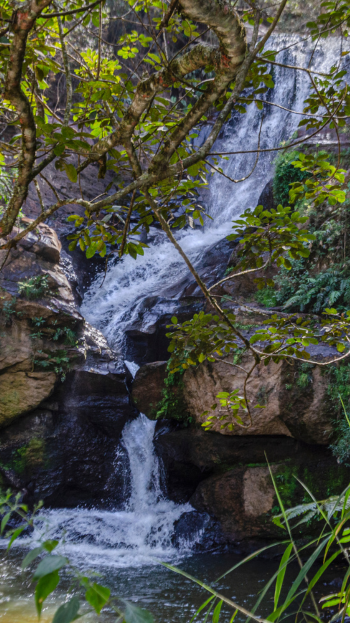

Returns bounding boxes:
[8,438,46,475]
[18,274,52,300]
[296,363,313,389]
[155,361,193,426]
[324,362,350,464]
[255,285,277,308]
[275,463,299,508]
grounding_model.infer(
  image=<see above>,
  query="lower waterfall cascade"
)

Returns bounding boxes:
[28,413,197,568]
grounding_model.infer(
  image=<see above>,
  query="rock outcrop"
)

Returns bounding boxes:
[0,221,135,505]
[190,457,350,544]
[132,352,333,444]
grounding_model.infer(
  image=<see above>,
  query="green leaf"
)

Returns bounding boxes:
[123,601,155,623]
[1,512,11,535]
[85,583,110,614]
[52,596,80,623]
[68,240,78,252]
[274,543,293,609]
[213,600,223,623]
[22,545,44,569]
[86,244,97,259]
[283,538,328,608]
[64,163,78,183]
[35,570,60,618]
[34,555,68,580]
[7,526,25,550]
[43,540,59,553]
[189,596,215,623]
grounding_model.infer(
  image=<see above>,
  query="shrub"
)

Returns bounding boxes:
[327,363,350,464]
[18,274,51,300]
[274,261,350,313]
[156,361,192,425]
[273,150,310,206]
[255,285,277,308]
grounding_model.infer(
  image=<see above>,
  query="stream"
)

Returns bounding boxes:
[1,34,348,622]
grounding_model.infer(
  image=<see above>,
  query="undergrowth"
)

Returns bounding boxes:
[273,150,310,206]
[18,274,52,300]
[156,360,193,425]
[326,362,350,465]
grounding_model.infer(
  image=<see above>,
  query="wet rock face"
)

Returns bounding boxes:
[124,297,204,365]
[0,352,134,507]
[0,398,131,508]
[172,510,228,551]
[132,361,167,417]
[257,179,275,211]
[154,427,328,504]
[119,236,235,365]
[0,221,135,506]
[189,457,350,543]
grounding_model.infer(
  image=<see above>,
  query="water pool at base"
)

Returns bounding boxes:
[0,549,346,623]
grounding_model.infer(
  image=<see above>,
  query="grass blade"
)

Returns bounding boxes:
[160,562,271,623]
[274,543,293,610]
[189,595,215,623]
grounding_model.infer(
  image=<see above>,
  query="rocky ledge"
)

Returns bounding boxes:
[0,222,136,507]
[132,339,347,548]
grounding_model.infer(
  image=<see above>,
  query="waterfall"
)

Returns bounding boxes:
[29,413,193,568]
[29,35,347,567]
[81,35,346,350]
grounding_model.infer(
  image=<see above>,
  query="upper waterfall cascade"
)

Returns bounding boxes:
[81,34,346,350]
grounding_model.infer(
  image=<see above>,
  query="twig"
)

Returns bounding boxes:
[119,190,136,257]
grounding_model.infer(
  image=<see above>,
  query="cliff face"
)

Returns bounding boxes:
[0,222,136,507]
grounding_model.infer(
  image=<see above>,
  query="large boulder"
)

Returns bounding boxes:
[154,427,328,503]
[190,458,350,544]
[0,370,56,427]
[132,352,334,444]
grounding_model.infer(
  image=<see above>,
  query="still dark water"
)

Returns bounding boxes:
[0,548,345,623]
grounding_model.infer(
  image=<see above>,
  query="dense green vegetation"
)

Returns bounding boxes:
[273,151,310,207]
[155,362,193,425]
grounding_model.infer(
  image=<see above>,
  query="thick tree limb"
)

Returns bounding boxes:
[149,0,247,170]
[0,0,53,237]
[78,0,247,174]
[78,43,223,171]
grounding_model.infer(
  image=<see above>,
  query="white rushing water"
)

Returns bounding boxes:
[81,34,346,349]
[29,413,193,568]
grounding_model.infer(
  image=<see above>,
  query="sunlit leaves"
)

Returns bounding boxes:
[289,152,346,206]
[85,583,110,614]
[35,571,60,618]
[202,390,248,431]
[226,204,315,279]
[166,310,240,372]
